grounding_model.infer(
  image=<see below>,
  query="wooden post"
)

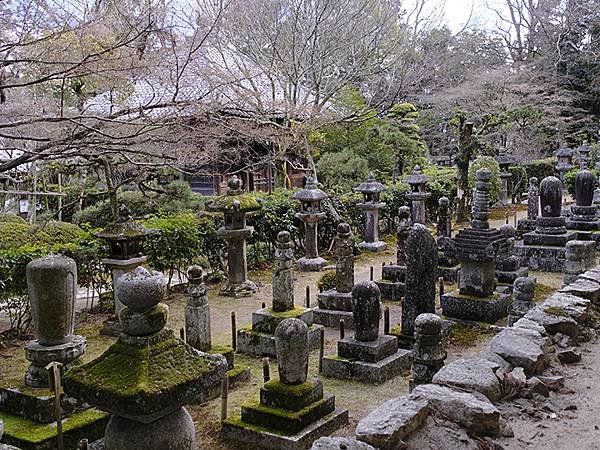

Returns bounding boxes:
[179,327,185,343]
[231,312,237,351]
[46,361,64,450]
[505,211,509,224]
[384,306,390,335]
[318,327,325,373]
[57,172,63,222]
[514,211,517,228]
[262,358,270,383]
[262,302,266,309]
[305,286,310,308]
[339,319,345,339]
[79,439,89,450]
[370,266,374,281]
[220,375,229,421]
[438,277,445,298]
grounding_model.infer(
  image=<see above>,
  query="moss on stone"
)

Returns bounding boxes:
[544,306,568,317]
[535,283,556,304]
[263,380,315,398]
[390,325,402,336]
[0,409,108,444]
[448,325,483,346]
[227,365,249,379]
[223,414,288,436]
[446,290,502,302]
[211,344,234,355]
[266,306,306,319]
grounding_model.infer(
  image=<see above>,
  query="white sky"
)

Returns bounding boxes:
[408,0,505,32]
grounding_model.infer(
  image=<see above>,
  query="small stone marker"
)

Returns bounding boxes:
[508,277,536,326]
[353,282,380,342]
[184,265,211,351]
[275,319,309,384]
[273,231,295,312]
[410,313,446,389]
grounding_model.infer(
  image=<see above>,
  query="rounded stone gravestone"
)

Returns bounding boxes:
[352,281,381,342]
[275,318,309,385]
[575,170,595,206]
[539,176,562,217]
[26,255,77,346]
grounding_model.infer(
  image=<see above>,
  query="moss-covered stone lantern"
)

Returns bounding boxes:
[554,143,574,185]
[404,165,430,224]
[576,140,591,169]
[353,173,387,252]
[496,147,515,207]
[292,175,328,271]
[94,204,157,336]
[208,175,262,297]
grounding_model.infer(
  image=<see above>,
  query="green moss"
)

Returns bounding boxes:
[390,325,402,336]
[223,414,287,436]
[211,345,234,355]
[317,271,337,292]
[263,379,315,398]
[448,325,483,346]
[227,365,249,379]
[447,290,502,302]
[535,283,556,304]
[266,306,306,319]
[208,194,262,212]
[244,397,329,421]
[544,306,568,317]
[0,409,108,443]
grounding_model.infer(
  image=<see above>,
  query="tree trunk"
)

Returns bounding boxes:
[455,120,474,224]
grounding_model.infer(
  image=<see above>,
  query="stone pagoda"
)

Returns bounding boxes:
[555,143,575,185]
[441,169,511,323]
[375,206,411,301]
[94,204,156,336]
[436,196,460,282]
[322,282,410,384]
[292,176,328,271]
[313,223,356,329]
[514,176,577,272]
[64,267,228,450]
[237,231,322,357]
[404,165,430,224]
[222,318,348,450]
[495,147,514,207]
[353,173,387,252]
[184,266,250,397]
[517,177,540,234]
[0,255,107,450]
[566,169,598,231]
[208,175,262,296]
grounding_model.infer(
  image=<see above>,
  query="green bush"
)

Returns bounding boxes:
[0,213,27,224]
[316,149,370,192]
[0,222,31,250]
[317,270,337,292]
[468,156,501,203]
[31,221,86,245]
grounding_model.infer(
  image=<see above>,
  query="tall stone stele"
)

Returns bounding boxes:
[185,265,211,352]
[314,223,356,328]
[514,176,577,272]
[293,175,329,271]
[222,318,348,449]
[375,206,411,301]
[353,173,387,252]
[566,169,599,231]
[25,255,86,387]
[409,313,446,390]
[441,169,512,323]
[397,224,437,348]
[64,267,228,450]
[436,197,460,283]
[495,147,514,207]
[517,177,540,233]
[554,143,575,185]
[208,175,262,296]
[322,282,411,384]
[94,204,157,336]
[237,231,323,358]
[404,165,431,224]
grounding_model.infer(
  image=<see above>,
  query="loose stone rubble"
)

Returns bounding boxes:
[375,206,410,301]
[322,281,411,383]
[313,223,356,328]
[222,318,348,450]
[237,231,323,357]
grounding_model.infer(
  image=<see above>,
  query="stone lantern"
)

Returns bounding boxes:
[292,175,328,271]
[404,165,430,224]
[94,204,156,336]
[577,140,591,168]
[554,143,574,185]
[353,173,387,252]
[496,147,514,207]
[208,175,262,297]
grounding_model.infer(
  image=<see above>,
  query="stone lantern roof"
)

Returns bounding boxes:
[496,148,515,167]
[404,165,430,187]
[208,175,262,213]
[353,173,386,195]
[93,205,157,242]
[554,143,575,158]
[292,175,329,202]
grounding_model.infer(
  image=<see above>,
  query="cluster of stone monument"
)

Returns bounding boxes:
[2,155,600,450]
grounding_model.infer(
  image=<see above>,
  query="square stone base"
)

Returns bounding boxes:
[374,279,405,301]
[522,230,577,246]
[438,265,460,283]
[252,307,314,334]
[514,243,566,272]
[440,290,511,324]
[0,387,86,424]
[358,241,387,252]
[314,290,354,328]
[296,257,327,272]
[496,267,528,285]
[566,219,600,231]
[321,349,411,384]
[575,231,600,250]
[317,290,352,311]
[338,335,398,363]
[221,408,348,450]
[0,408,109,450]
[313,309,354,329]
[237,325,323,358]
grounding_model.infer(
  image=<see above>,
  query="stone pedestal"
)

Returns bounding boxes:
[101,256,147,336]
[563,240,596,285]
[223,319,348,450]
[322,282,411,384]
[64,268,228,450]
[314,223,356,328]
[566,169,599,231]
